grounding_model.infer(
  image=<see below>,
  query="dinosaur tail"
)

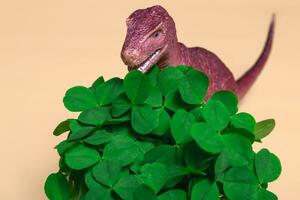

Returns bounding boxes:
[237,15,275,99]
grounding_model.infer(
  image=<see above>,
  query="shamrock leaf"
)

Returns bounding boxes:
[63,86,98,112]
[131,105,159,134]
[65,144,100,170]
[171,109,196,144]
[124,70,152,104]
[255,149,281,183]
[191,179,219,200]
[44,173,70,200]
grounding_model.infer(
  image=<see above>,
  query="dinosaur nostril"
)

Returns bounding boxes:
[121,51,127,60]
[121,50,130,63]
[121,49,139,65]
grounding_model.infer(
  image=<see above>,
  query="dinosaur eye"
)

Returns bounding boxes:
[152,30,162,38]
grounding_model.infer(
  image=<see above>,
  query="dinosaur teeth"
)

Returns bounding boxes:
[137,50,161,73]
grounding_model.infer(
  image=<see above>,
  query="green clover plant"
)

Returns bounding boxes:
[45,65,281,200]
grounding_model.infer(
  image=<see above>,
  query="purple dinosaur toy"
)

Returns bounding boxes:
[121,5,274,99]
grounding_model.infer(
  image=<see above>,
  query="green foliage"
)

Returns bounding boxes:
[255,149,281,183]
[178,69,209,104]
[44,173,70,200]
[191,179,219,200]
[131,105,158,134]
[65,144,100,170]
[92,160,122,187]
[95,77,123,106]
[124,70,152,104]
[53,119,70,136]
[254,119,275,141]
[63,86,98,112]
[171,109,195,144]
[139,162,169,193]
[45,66,281,200]
[158,189,187,200]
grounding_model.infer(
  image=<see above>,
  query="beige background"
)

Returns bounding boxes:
[0,0,299,199]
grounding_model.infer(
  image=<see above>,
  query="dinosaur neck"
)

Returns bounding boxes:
[157,37,183,69]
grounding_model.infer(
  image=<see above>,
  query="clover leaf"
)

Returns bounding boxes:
[68,126,95,141]
[111,94,132,117]
[191,122,223,153]
[53,119,70,136]
[223,167,259,200]
[158,67,184,96]
[131,105,159,134]
[202,99,230,131]
[255,149,281,183]
[114,175,140,200]
[95,77,124,106]
[191,179,219,200]
[184,142,212,171]
[103,134,140,166]
[171,109,196,144]
[209,90,238,115]
[85,169,106,190]
[254,119,275,141]
[144,145,176,165]
[90,76,104,92]
[147,65,160,86]
[164,90,189,112]
[158,189,187,200]
[252,189,277,200]
[85,189,113,200]
[65,144,100,170]
[133,185,157,200]
[83,129,113,145]
[124,70,152,104]
[145,87,163,107]
[222,134,254,166]
[153,108,170,135]
[92,160,122,187]
[230,112,256,133]
[63,86,98,112]
[178,68,209,104]
[44,173,70,200]
[139,162,168,193]
[78,107,110,125]
[47,65,281,200]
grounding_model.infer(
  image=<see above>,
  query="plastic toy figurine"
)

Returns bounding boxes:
[121,5,274,99]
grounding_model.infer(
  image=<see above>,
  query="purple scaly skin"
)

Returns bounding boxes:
[121,5,275,99]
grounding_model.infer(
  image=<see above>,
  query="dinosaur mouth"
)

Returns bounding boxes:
[128,47,165,73]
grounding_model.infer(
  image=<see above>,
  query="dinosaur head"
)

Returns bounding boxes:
[121,5,178,73]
